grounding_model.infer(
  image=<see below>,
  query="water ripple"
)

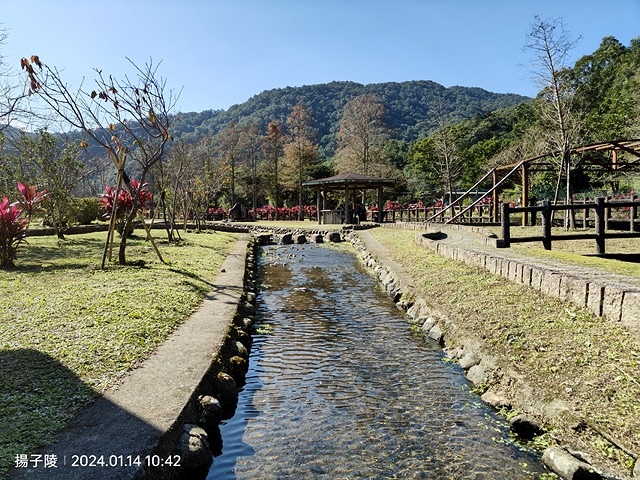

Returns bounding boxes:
[208,244,547,479]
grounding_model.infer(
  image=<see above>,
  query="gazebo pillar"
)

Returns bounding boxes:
[377,187,383,223]
[521,163,529,226]
[316,188,322,224]
[344,188,350,224]
[492,169,499,222]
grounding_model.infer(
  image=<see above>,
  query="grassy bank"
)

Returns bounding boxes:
[0,230,238,477]
[368,227,640,477]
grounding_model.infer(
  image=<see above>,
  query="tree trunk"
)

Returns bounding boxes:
[118,208,137,265]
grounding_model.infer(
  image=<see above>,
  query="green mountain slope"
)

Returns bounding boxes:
[172,80,530,158]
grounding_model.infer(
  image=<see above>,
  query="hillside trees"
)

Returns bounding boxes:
[571,36,640,142]
[284,102,318,220]
[175,81,528,159]
[214,122,243,207]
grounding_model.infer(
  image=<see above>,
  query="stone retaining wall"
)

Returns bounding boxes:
[390,222,640,344]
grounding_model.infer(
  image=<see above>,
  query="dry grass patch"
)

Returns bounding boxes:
[369,227,640,476]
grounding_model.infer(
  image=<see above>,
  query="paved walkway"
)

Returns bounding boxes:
[11,234,249,480]
[396,223,640,344]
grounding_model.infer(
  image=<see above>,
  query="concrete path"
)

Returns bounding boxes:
[11,234,249,480]
[403,223,640,343]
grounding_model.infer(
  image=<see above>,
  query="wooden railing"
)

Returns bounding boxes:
[500,197,640,253]
[368,203,495,224]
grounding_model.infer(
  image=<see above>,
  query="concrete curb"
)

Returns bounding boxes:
[11,234,250,480]
[411,224,640,345]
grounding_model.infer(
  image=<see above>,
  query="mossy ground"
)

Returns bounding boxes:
[369,227,640,477]
[0,230,238,477]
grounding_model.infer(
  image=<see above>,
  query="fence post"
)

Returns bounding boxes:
[501,202,511,248]
[595,197,606,254]
[542,200,552,250]
[631,195,637,232]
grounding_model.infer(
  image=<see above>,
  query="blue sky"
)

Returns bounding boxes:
[1,0,639,114]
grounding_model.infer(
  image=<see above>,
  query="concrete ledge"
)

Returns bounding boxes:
[409,225,640,345]
[11,235,250,480]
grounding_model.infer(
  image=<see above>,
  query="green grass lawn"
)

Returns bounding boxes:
[369,227,640,475]
[0,229,238,477]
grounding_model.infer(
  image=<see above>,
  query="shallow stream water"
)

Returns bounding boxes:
[206,243,548,479]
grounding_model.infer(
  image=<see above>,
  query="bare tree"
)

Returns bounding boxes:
[433,121,463,207]
[284,102,317,221]
[0,26,25,130]
[525,15,582,227]
[21,55,177,265]
[335,94,390,176]
[265,120,283,219]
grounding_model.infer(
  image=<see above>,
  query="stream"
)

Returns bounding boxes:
[206,242,548,479]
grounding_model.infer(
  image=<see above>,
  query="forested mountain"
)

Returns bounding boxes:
[4,32,636,218]
[171,80,529,158]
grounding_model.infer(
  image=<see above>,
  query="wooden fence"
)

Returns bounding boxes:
[369,203,495,224]
[500,197,640,253]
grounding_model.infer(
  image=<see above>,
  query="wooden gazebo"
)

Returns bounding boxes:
[302,173,395,224]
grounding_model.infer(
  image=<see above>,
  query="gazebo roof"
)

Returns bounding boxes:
[302,172,395,190]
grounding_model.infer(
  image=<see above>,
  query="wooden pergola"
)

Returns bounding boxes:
[302,173,395,224]
[440,139,640,225]
[494,139,640,223]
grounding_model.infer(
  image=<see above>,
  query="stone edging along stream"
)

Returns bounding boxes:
[343,229,632,480]
[141,237,260,480]
[161,224,630,480]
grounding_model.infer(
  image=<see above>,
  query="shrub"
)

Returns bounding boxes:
[71,197,102,225]
[0,183,48,268]
[99,180,153,219]
[0,197,29,267]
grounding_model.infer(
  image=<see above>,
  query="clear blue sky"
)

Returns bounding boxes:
[2,0,639,114]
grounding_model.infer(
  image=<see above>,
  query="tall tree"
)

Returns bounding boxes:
[265,120,283,219]
[525,15,582,227]
[22,56,176,264]
[215,122,243,206]
[335,94,390,176]
[284,102,317,220]
[241,123,264,218]
[15,129,84,239]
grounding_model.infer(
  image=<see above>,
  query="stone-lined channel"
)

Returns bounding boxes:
[207,242,548,479]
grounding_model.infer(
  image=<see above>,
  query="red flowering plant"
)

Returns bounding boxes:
[99,180,153,235]
[16,182,49,223]
[0,183,48,268]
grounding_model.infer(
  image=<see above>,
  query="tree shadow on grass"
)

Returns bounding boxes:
[13,237,105,272]
[168,267,215,288]
[1,348,192,480]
